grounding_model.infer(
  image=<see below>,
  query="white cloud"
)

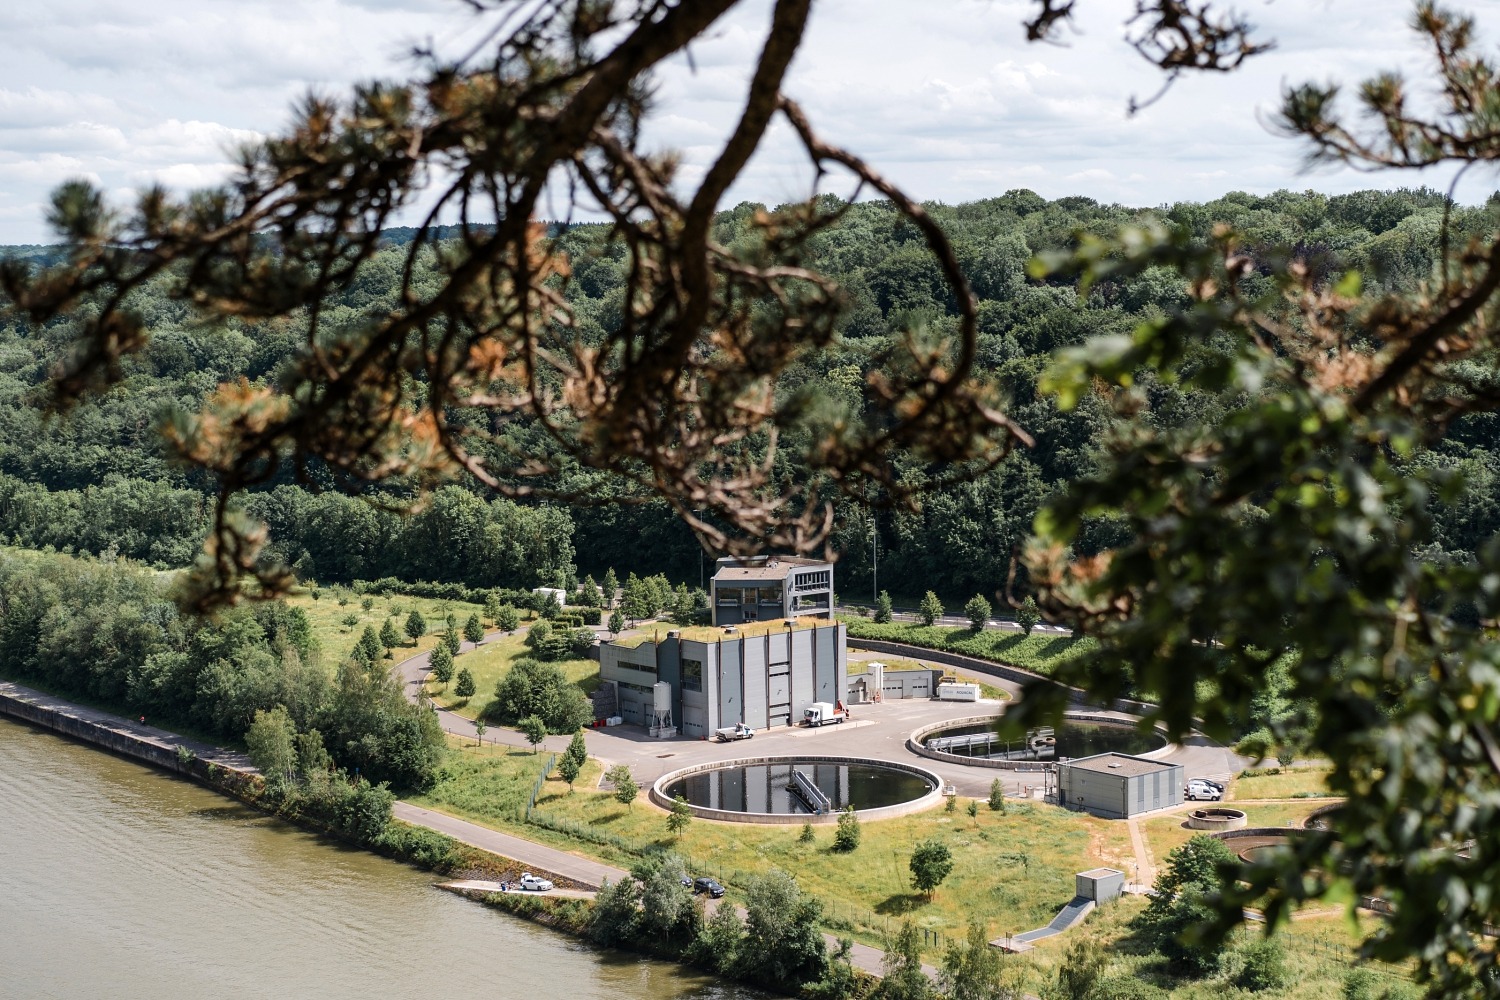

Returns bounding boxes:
[0,0,1487,242]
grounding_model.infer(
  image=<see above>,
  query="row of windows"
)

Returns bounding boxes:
[792,570,831,591]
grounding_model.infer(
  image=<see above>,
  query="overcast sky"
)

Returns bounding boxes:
[0,0,1489,244]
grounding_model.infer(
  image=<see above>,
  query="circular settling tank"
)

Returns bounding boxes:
[661,758,936,817]
[919,719,1165,763]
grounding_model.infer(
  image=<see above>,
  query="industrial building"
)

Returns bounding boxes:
[709,555,834,626]
[595,620,848,738]
[1056,752,1183,819]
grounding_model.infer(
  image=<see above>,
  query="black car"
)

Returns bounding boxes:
[693,877,725,898]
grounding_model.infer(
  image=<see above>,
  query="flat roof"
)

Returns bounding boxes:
[1062,752,1178,778]
[1078,867,1124,880]
[607,616,837,648]
[713,565,794,583]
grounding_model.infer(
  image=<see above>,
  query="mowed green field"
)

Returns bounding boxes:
[424,626,599,719]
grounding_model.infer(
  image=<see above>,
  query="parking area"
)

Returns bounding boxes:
[578,692,1242,802]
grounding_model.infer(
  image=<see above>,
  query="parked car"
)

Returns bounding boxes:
[693,877,725,898]
[1185,779,1225,802]
[519,873,554,891]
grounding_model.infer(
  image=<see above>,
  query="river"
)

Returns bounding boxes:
[0,715,763,1000]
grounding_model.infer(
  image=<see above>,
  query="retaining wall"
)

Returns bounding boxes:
[844,637,1158,716]
[0,682,257,791]
[650,754,946,824]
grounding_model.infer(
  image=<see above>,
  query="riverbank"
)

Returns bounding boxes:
[0,677,894,990]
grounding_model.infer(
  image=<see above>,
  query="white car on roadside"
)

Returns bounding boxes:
[1185,779,1225,802]
[518,873,554,891]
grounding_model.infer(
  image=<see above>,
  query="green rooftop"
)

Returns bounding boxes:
[609,616,836,648]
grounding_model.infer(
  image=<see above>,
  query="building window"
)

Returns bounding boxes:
[716,587,741,605]
[758,584,783,604]
[793,570,830,591]
[682,658,703,692]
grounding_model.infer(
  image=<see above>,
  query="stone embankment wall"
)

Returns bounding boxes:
[0,682,257,793]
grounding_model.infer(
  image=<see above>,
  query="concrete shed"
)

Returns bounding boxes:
[1057,752,1182,819]
[1076,867,1125,903]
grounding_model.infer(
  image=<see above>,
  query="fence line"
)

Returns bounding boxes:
[525,753,557,819]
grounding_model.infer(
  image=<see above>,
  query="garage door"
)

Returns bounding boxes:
[907,680,929,698]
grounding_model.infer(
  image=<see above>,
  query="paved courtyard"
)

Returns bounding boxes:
[398,634,1242,804]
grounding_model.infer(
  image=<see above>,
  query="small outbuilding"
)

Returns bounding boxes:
[1076,867,1126,903]
[1056,752,1182,819]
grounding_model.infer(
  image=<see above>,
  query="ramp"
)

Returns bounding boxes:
[1010,896,1096,945]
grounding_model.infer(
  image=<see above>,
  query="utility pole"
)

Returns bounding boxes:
[695,509,705,591]
[871,520,878,603]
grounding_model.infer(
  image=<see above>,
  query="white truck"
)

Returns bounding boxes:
[714,723,754,742]
[802,702,846,727]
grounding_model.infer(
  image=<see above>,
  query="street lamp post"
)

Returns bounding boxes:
[871,521,878,603]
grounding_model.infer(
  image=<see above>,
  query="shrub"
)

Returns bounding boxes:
[988,777,1006,812]
[800,821,815,843]
[833,805,861,851]
[874,591,893,624]
[575,606,602,626]
[918,590,944,626]
[1235,938,1290,992]
[492,656,591,734]
[964,594,991,630]
[1016,596,1040,636]
[909,839,953,899]
[495,604,520,632]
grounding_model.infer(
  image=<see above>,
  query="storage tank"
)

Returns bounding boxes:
[653,681,672,713]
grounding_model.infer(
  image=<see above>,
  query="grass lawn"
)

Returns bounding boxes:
[288,588,482,666]
[840,618,1092,676]
[1229,765,1337,801]
[1020,895,1415,1000]
[413,742,1134,955]
[424,629,598,720]
[1139,800,1330,867]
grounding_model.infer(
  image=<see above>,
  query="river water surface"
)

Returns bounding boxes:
[0,715,763,1000]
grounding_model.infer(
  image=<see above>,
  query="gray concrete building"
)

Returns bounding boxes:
[597,621,848,738]
[710,555,834,626]
[1056,752,1183,819]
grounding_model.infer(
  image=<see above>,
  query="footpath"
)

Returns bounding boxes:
[0,676,917,981]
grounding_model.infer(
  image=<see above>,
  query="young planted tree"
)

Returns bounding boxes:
[429,643,454,686]
[355,624,382,664]
[909,839,954,901]
[341,612,361,631]
[918,591,944,627]
[473,719,487,747]
[608,609,624,637]
[482,591,502,625]
[605,764,639,810]
[379,617,401,655]
[667,794,693,838]
[988,777,1006,813]
[833,805,861,852]
[404,610,426,645]
[557,748,582,790]
[495,604,520,633]
[964,594,991,631]
[560,729,588,791]
[519,714,548,755]
[602,569,619,610]
[874,590,894,624]
[463,612,484,645]
[455,666,476,700]
[1015,596,1041,637]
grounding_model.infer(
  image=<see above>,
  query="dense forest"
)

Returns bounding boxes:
[0,186,1492,601]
